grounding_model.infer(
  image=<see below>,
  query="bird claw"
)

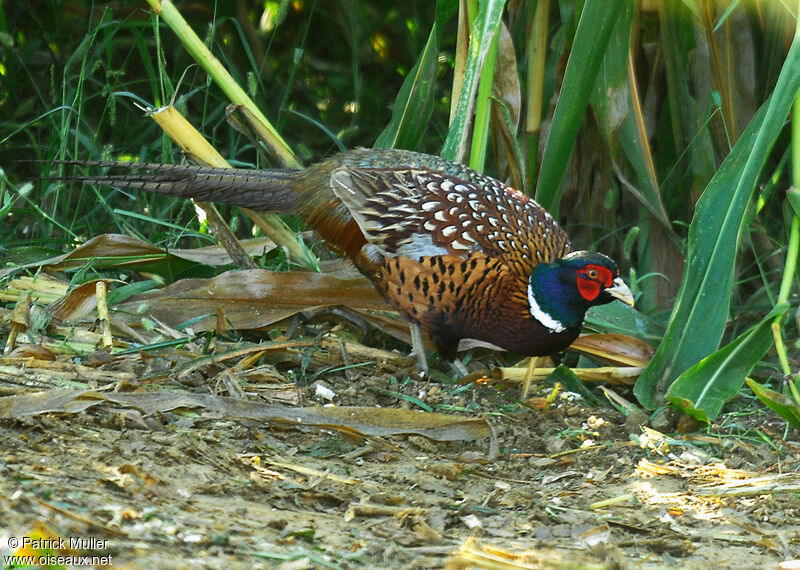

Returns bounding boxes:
[413,354,429,378]
[449,359,469,378]
[408,323,470,379]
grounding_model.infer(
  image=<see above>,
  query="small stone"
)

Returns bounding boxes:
[649,407,678,432]
[623,408,649,435]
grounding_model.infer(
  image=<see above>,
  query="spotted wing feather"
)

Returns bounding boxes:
[330,166,571,277]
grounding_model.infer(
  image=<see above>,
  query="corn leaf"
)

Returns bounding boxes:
[535,0,626,217]
[746,378,800,429]
[666,304,789,422]
[588,1,633,147]
[635,30,800,408]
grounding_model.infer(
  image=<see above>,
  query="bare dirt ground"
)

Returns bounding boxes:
[1,352,799,570]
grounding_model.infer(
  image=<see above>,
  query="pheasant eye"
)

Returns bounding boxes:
[586,269,599,279]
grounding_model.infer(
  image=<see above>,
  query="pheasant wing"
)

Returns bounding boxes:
[329,166,571,277]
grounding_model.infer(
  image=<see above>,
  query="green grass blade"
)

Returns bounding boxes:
[680,0,701,19]
[106,279,162,306]
[374,24,438,150]
[535,0,626,217]
[635,31,800,408]
[713,0,742,33]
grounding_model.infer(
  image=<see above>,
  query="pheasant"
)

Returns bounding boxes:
[60,148,634,372]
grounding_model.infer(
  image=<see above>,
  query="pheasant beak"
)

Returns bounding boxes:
[605,277,635,306]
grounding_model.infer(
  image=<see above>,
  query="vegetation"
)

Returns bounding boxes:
[1,0,798,424]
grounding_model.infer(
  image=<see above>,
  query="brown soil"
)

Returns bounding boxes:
[1,360,799,569]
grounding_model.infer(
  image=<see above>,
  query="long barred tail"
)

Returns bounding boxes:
[50,160,301,212]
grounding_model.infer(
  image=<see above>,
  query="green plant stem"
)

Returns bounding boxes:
[146,0,300,169]
[525,0,549,192]
[441,0,505,164]
[469,21,500,172]
[142,0,321,269]
[448,0,472,125]
[525,0,548,136]
[773,90,800,381]
[789,374,800,403]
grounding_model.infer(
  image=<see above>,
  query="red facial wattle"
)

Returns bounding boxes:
[576,264,614,301]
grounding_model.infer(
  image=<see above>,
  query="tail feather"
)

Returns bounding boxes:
[48,157,377,264]
[51,160,301,212]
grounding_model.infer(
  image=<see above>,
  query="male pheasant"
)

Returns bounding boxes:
[61,148,634,371]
